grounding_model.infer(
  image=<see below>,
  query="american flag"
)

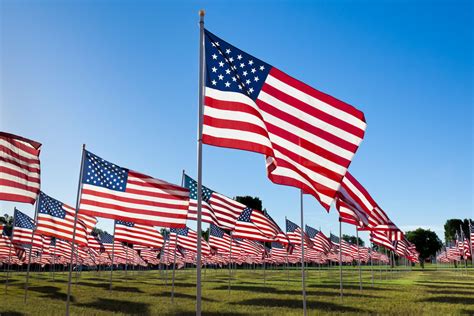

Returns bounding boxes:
[79,150,189,227]
[470,221,474,252]
[114,220,164,249]
[234,238,265,258]
[170,226,211,256]
[12,209,36,246]
[286,219,313,248]
[202,30,366,211]
[0,132,42,204]
[270,241,288,259]
[335,198,369,228]
[310,228,332,254]
[393,238,409,257]
[370,230,395,251]
[208,223,233,254]
[184,174,242,229]
[232,207,277,242]
[36,191,94,246]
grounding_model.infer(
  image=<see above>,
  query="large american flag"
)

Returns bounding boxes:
[36,191,95,246]
[202,30,367,210]
[208,223,233,254]
[232,207,278,242]
[305,225,331,253]
[286,219,313,248]
[79,150,189,227]
[184,174,242,229]
[12,209,35,246]
[0,132,42,204]
[114,220,164,249]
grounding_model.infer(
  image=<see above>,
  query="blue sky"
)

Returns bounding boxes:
[1,0,472,245]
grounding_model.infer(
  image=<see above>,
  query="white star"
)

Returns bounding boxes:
[260,65,265,71]
[225,69,231,74]
[212,54,218,60]
[251,68,256,73]
[249,87,254,93]
[237,54,242,60]
[249,60,254,65]
[243,71,248,76]
[246,79,251,84]
[218,74,224,80]
[211,80,217,85]
[232,76,237,82]
[238,85,243,90]
[229,57,234,62]
[240,63,245,68]
[225,81,231,87]
[254,76,259,82]
[225,48,231,54]
[219,61,224,67]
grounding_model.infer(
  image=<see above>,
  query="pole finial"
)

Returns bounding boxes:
[199,9,205,17]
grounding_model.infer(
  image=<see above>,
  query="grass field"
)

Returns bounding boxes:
[1,265,473,315]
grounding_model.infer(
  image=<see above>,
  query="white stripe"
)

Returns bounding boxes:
[0,185,38,197]
[0,139,40,160]
[203,124,273,150]
[204,106,268,132]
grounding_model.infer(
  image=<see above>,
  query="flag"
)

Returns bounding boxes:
[270,241,289,259]
[12,209,35,245]
[79,150,189,227]
[36,191,93,246]
[202,30,367,210]
[208,223,233,254]
[232,207,277,242]
[184,174,243,229]
[170,226,211,256]
[307,226,331,254]
[470,221,474,252]
[286,219,313,248]
[0,132,42,204]
[370,230,395,251]
[114,220,164,249]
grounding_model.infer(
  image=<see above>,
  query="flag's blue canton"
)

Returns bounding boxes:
[305,225,319,238]
[237,207,253,222]
[204,30,271,101]
[116,220,134,227]
[171,227,189,236]
[99,232,114,244]
[330,233,340,244]
[14,209,35,229]
[271,241,284,249]
[184,174,213,202]
[38,192,66,218]
[82,150,128,192]
[286,219,299,233]
[210,223,225,238]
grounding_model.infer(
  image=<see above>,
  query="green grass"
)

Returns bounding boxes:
[1,265,473,315]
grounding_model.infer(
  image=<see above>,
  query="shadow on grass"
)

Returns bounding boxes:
[417,281,474,286]
[427,290,474,296]
[233,298,367,312]
[28,285,76,302]
[420,296,474,305]
[309,283,390,291]
[461,309,474,315]
[77,298,150,315]
[0,312,25,316]
[279,289,381,298]
[418,284,474,291]
[151,292,216,302]
[173,312,250,316]
[77,281,144,293]
[212,285,276,293]
[0,279,19,284]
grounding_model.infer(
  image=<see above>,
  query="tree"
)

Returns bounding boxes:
[91,227,106,236]
[342,234,364,247]
[234,196,262,211]
[0,213,14,237]
[406,228,442,268]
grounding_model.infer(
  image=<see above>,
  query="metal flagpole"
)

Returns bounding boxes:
[24,200,39,303]
[171,233,178,302]
[370,246,374,287]
[196,9,206,316]
[339,220,343,298]
[66,144,86,316]
[125,244,129,281]
[109,221,117,291]
[356,228,362,290]
[300,190,307,316]
[228,232,232,294]
[5,236,12,294]
[52,242,56,281]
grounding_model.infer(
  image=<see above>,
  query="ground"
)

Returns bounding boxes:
[1,265,473,315]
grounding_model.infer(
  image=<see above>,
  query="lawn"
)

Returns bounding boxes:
[1,265,473,315]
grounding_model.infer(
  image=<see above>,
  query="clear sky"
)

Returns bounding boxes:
[1,0,472,245]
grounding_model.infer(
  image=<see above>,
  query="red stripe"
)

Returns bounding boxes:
[0,147,40,169]
[0,192,37,204]
[202,134,273,157]
[205,95,264,122]
[270,68,366,122]
[203,115,270,143]
[0,167,40,183]
[0,134,41,155]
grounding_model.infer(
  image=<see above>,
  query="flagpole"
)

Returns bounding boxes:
[370,244,374,287]
[339,220,343,298]
[228,232,232,294]
[196,9,206,316]
[24,199,39,303]
[356,228,362,290]
[5,236,12,294]
[109,220,117,291]
[300,190,307,316]
[66,144,86,316]
[171,233,178,302]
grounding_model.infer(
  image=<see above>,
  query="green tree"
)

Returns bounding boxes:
[91,227,106,236]
[406,228,442,268]
[444,219,463,243]
[342,234,364,247]
[0,213,14,236]
[234,196,262,211]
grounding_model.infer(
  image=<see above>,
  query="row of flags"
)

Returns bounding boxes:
[1,130,428,268]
